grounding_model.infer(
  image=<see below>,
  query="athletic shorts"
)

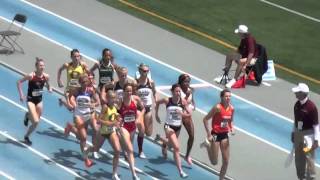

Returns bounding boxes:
[164,123,181,133]
[211,131,229,142]
[123,121,136,133]
[145,105,152,113]
[27,96,42,105]
[100,125,116,138]
[74,111,92,123]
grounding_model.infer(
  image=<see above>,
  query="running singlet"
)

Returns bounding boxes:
[119,99,137,132]
[165,98,184,127]
[114,81,124,101]
[74,89,92,121]
[211,103,234,134]
[27,72,46,99]
[136,79,153,107]
[67,63,85,88]
[100,106,118,135]
[99,61,114,86]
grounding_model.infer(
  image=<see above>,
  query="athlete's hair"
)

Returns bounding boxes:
[79,74,89,84]
[178,73,190,85]
[123,82,134,91]
[102,48,110,57]
[220,88,231,98]
[35,57,44,66]
[138,63,149,70]
[107,89,116,98]
[70,49,80,57]
[171,83,181,92]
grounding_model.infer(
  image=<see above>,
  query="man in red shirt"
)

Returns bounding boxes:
[291,83,319,180]
[223,25,259,88]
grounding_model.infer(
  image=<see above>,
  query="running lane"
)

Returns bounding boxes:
[0,0,319,165]
[0,64,219,179]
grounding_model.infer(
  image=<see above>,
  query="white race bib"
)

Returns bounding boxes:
[123,115,135,122]
[100,77,111,84]
[32,89,43,97]
[68,79,80,87]
[82,113,91,121]
[220,119,228,128]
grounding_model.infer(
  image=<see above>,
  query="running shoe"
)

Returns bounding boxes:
[93,151,100,159]
[84,158,93,168]
[133,174,140,180]
[225,78,236,88]
[138,152,147,159]
[200,138,211,148]
[64,123,72,137]
[58,98,63,107]
[154,134,161,142]
[185,156,193,166]
[23,112,29,127]
[180,171,188,178]
[24,136,32,146]
[214,75,223,83]
[112,173,120,180]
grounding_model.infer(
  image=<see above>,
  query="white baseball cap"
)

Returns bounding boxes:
[234,25,248,34]
[292,83,309,93]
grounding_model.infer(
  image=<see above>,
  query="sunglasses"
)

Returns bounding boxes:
[140,69,149,73]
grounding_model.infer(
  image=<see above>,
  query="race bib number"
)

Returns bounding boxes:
[105,126,115,132]
[32,89,43,97]
[169,111,181,121]
[68,79,80,87]
[220,119,228,128]
[100,77,111,84]
[116,90,123,100]
[123,115,135,122]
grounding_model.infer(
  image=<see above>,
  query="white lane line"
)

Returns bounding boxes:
[3,2,293,124]
[0,0,298,161]
[17,0,294,124]
[0,61,226,178]
[0,95,159,180]
[260,0,320,23]
[157,83,211,90]
[0,170,15,180]
[0,131,85,179]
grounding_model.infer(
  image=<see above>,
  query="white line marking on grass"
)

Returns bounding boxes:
[260,0,320,23]
[0,131,85,179]
[0,95,159,180]
[0,170,15,180]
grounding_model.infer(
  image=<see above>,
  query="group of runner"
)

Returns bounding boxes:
[17,48,235,180]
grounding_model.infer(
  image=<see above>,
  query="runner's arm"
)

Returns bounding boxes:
[44,73,52,92]
[89,62,99,75]
[17,74,32,102]
[203,105,218,138]
[57,63,67,87]
[155,98,168,123]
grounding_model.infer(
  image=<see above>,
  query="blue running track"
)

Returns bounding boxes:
[0,0,319,179]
